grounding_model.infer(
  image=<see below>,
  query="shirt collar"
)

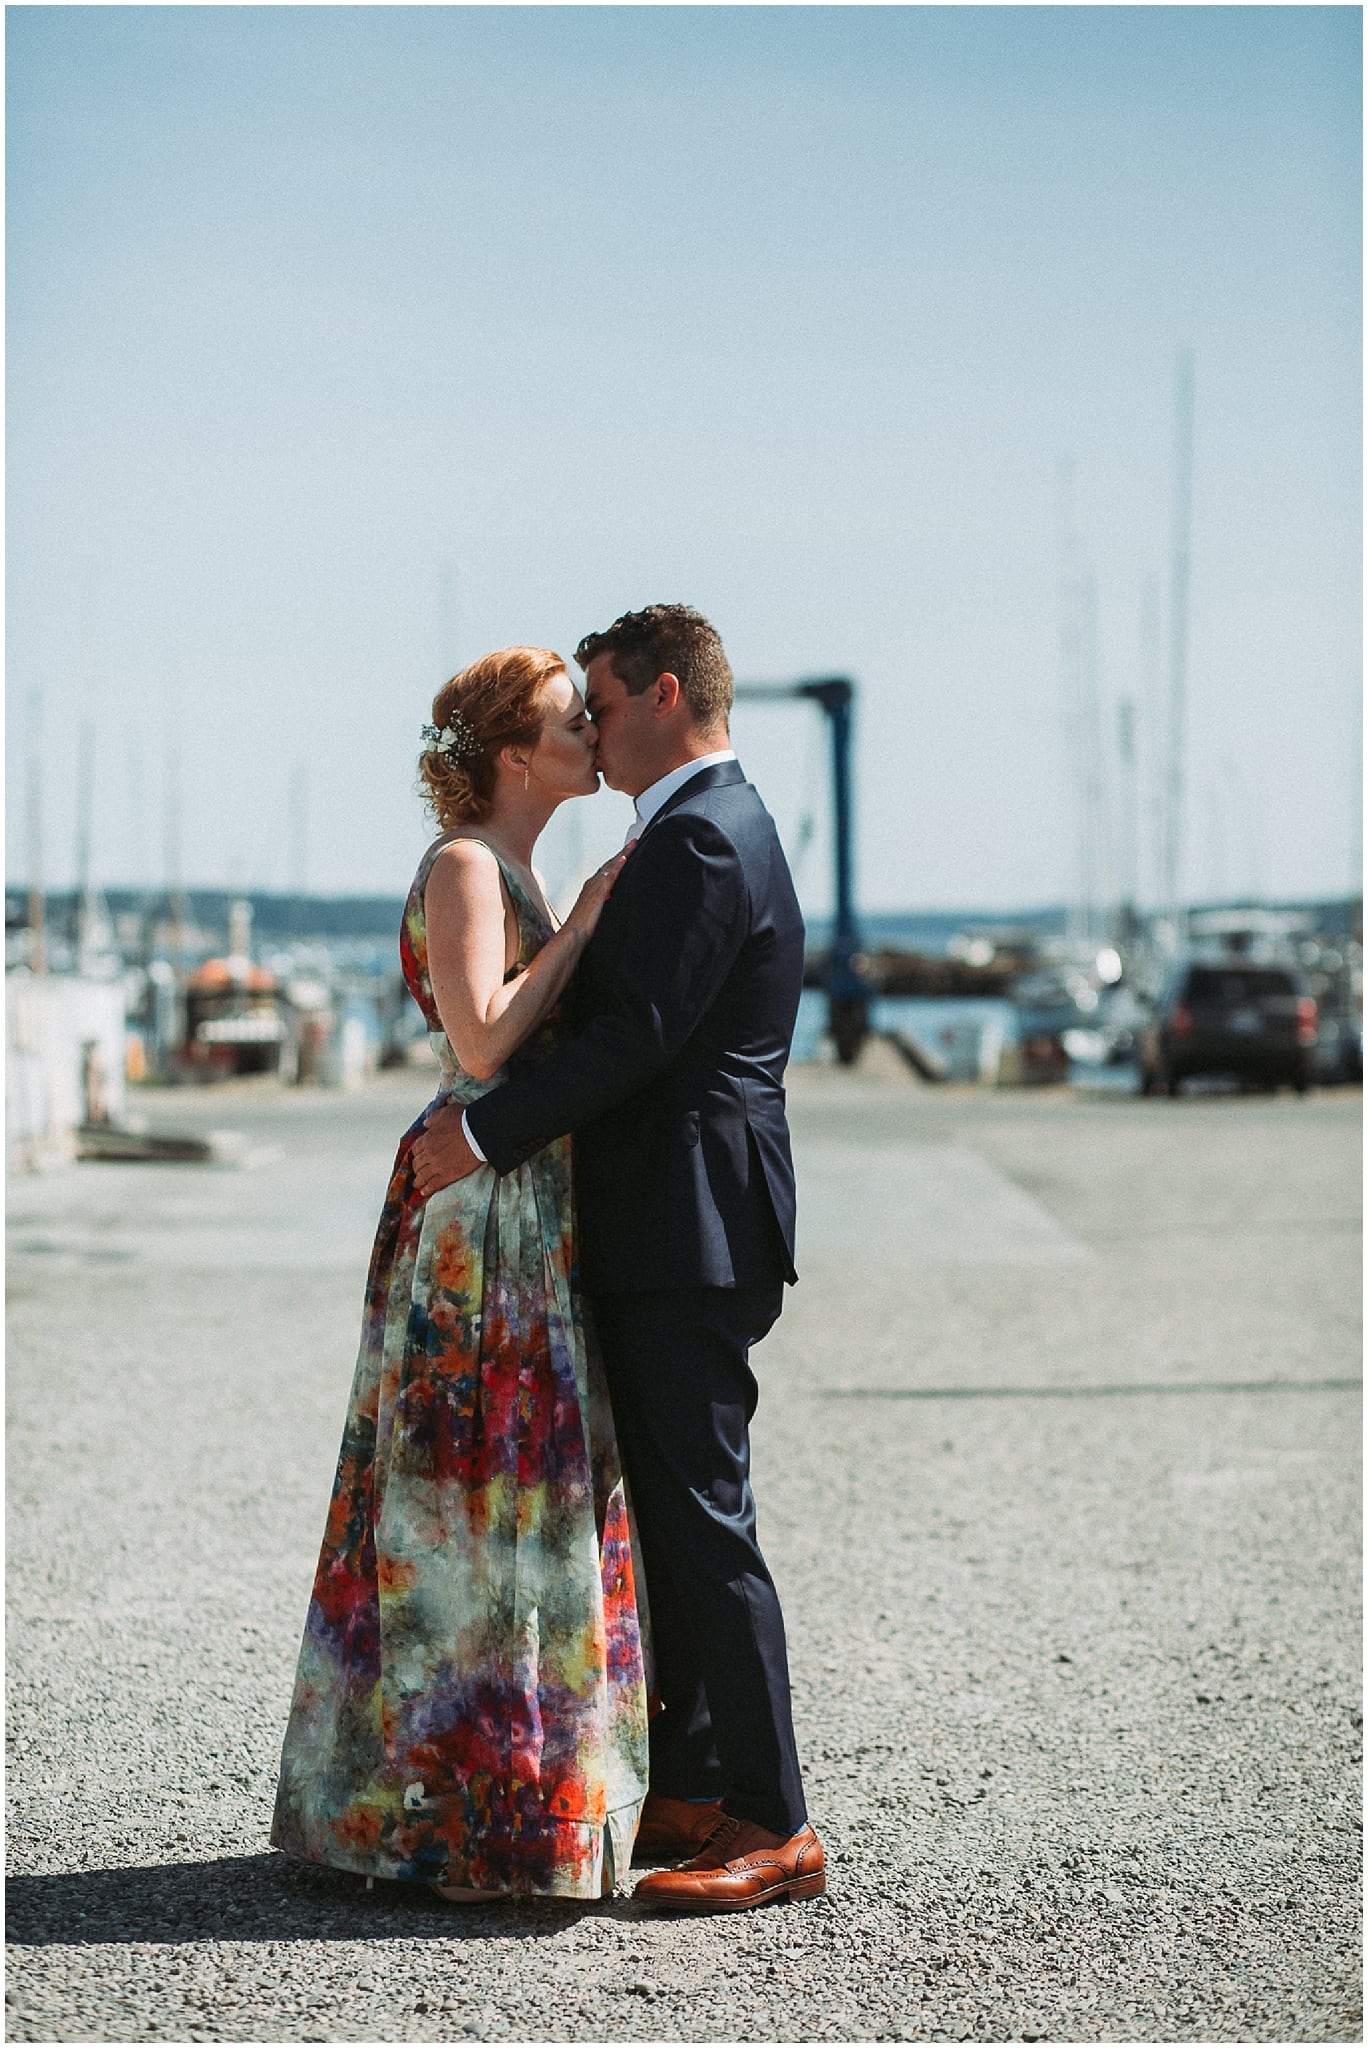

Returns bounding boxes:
[632,750,738,829]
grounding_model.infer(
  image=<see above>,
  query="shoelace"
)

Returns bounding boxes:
[699,1811,745,1858]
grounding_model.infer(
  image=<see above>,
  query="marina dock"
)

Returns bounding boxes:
[6,1065,1360,2041]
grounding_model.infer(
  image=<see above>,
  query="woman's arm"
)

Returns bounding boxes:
[457,812,749,1171]
[424,840,625,1082]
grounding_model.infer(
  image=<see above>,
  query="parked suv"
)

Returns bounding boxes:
[1138,959,1317,1096]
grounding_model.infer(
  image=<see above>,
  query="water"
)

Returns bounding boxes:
[803,908,1068,954]
[791,988,1018,1074]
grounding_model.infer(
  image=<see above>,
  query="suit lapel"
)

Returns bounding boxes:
[638,758,747,842]
[582,760,748,980]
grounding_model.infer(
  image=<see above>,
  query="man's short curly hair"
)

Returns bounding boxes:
[575,604,733,733]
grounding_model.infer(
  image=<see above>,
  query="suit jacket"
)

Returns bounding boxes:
[465,760,805,1293]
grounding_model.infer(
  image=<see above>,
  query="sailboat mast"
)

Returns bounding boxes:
[1056,458,1087,942]
[74,675,96,968]
[163,665,185,972]
[1078,567,1108,941]
[438,559,458,679]
[1164,349,1195,924]
[288,758,310,933]
[1141,574,1163,913]
[26,679,45,974]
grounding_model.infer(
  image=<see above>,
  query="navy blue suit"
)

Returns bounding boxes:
[466,760,808,1835]
[466,760,802,1293]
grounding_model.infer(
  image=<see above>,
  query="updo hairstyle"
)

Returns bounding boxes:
[419,645,568,828]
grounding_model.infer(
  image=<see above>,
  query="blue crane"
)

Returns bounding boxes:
[734,676,872,1065]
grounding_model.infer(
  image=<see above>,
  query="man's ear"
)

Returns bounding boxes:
[653,671,682,718]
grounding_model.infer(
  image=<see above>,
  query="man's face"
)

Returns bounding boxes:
[582,653,665,798]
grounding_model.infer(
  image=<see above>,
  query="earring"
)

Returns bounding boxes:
[523,767,530,792]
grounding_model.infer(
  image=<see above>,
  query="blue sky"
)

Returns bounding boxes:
[7,5,1360,914]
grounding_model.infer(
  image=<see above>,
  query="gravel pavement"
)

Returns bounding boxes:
[6,1063,1361,2042]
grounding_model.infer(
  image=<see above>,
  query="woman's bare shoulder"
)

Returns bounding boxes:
[428,836,504,880]
[424,836,509,914]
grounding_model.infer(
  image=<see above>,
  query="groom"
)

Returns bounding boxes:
[412,603,824,1912]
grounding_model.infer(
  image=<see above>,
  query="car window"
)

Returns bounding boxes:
[1184,967,1296,1002]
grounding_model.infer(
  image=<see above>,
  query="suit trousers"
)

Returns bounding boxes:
[589,1284,807,1840]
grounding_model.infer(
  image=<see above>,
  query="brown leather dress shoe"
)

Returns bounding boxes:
[632,1814,825,1913]
[632,1791,725,1862]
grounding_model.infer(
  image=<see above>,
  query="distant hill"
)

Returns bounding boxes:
[8,887,1360,955]
[799,897,1361,950]
[7,888,408,943]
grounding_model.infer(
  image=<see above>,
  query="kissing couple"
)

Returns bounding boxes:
[271,605,824,1913]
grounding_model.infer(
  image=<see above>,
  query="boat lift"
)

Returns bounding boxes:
[735,676,872,1065]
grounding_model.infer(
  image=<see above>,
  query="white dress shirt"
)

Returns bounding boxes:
[462,750,739,1164]
[625,748,738,843]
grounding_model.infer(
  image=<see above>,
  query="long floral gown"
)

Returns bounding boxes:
[271,836,649,1898]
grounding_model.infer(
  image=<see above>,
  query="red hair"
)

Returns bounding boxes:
[418,646,567,827]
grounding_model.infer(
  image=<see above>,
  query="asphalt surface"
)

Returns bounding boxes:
[6,1060,1362,2042]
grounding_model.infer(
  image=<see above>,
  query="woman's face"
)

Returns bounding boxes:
[526,670,600,798]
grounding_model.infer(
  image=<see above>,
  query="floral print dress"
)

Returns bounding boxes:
[271,836,649,1898]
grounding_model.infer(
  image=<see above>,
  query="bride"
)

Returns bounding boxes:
[271,645,649,1901]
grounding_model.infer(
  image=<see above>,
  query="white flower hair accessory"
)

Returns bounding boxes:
[421,706,480,764]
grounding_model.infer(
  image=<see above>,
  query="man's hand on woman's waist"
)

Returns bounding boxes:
[412,1102,483,1200]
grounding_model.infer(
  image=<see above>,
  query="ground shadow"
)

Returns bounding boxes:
[7,1852,646,1947]
[824,1375,1361,1401]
